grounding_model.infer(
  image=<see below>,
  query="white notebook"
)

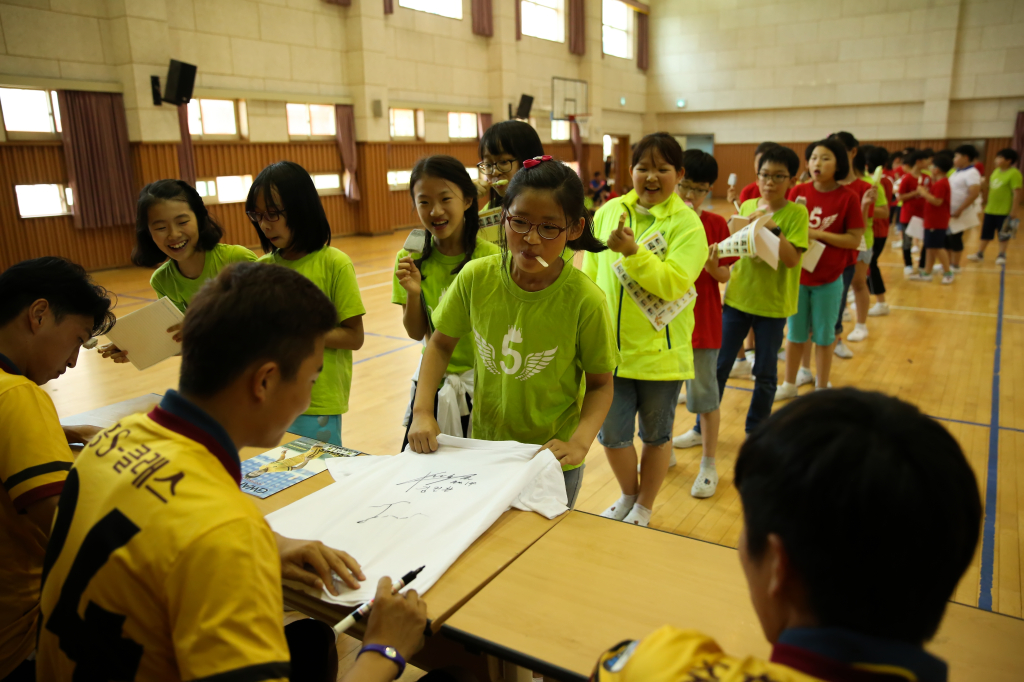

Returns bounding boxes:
[105,298,185,371]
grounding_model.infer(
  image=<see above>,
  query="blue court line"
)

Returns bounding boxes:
[365,331,419,343]
[978,263,1006,612]
[352,342,420,365]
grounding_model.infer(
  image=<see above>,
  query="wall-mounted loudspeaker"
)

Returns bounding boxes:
[162,60,197,106]
[514,95,534,121]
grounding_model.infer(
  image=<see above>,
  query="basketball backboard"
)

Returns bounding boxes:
[552,77,588,120]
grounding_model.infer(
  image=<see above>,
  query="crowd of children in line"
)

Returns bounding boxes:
[0,119,1005,682]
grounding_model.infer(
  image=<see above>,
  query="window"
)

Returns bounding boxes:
[603,134,613,158]
[286,103,337,138]
[15,184,73,218]
[387,170,413,191]
[398,0,461,19]
[194,175,253,204]
[0,88,62,138]
[465,166,479,181]
[312,173,342,196]
[187,99,240,137]
[602,0,632,59]
[551,119,571,141]
[390,108,423,140]
[448,112,477,139]
[522,0,565,43]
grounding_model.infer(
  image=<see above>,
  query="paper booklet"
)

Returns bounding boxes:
[613,230,697,332]
[802,241,826,272]
[478,206,503,244]
[104,297,185,371]
[905,215,925,240]
[240,437,368,499]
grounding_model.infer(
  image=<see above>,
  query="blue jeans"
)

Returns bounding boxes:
[694,304,787,436]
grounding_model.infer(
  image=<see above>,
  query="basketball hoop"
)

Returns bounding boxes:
[569,114,590,138]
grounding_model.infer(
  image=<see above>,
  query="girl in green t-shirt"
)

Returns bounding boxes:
[475,120,545,211]
[393,155,499,447]
[248,161,366,446]
[98,179,257,364]
[407,157,617,508]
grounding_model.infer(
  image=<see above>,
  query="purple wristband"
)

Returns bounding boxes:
[358,644,406,679]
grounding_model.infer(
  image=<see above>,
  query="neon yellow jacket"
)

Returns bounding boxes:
[583,191,708,381]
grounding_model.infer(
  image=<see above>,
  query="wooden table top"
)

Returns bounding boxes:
[60,392,163,427]
[444,511,1024,682]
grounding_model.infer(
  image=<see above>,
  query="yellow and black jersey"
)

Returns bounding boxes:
[37,390,290,682]
[593,626,946,682]
[0,356,73,678]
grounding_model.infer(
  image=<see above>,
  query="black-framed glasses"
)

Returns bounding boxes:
[757,172,790,184]
[477,160,515,175]
[677,182,711,196]
[504,214,568,240]
[246,209,285,224]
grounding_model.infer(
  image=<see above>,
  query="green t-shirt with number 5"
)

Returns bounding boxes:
[432,254,618,470]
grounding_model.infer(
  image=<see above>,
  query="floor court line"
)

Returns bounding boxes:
[352,341,420,365]
[356,267,393,278]
[876,261,1024,276]
[359,281,392,292]
[365,331,419,343]
[978,263,1005,611]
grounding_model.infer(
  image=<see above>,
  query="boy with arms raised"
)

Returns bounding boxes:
[593,389,981,682]
[38,263,428,682]
[0,258,114,681]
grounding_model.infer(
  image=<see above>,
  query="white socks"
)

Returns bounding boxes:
[699,456,717,477]
[601,494,637,521]
[623,503,652,527]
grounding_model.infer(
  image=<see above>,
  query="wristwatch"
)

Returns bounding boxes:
[358,644,406,679]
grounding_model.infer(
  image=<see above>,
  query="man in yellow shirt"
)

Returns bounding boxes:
[0,257,117,682]
[594,389,980,682]
[38,262,429,682]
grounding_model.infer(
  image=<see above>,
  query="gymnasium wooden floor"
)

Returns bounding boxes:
[44,203,1023,620]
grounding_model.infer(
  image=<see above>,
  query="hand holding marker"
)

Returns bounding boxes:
[334,566,425,635]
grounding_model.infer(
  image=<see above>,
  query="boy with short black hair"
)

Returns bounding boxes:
[726,141,780,207]
[38,263,429,682]
[946,145,983,270]
[968,147,1022,266]
[593,388,981,682]
[672,150,736,498]
[899,151,931,275]
[910,154,955,284]
[0,257,115,681]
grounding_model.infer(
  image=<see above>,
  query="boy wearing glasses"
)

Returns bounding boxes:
[672,151,736,498]
[716,147,807,435]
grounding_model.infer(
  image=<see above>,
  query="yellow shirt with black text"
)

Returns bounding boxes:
[37,409,290,682]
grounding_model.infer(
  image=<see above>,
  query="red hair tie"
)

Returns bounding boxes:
[522,155,553,169]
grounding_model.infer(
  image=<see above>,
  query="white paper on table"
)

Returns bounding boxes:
[905,216,925,240]
[266,435,569,606]
[104,298,184,370]
[802,241,826,272]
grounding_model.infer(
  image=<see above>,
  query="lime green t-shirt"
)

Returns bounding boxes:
[861,173,888,251]
[986,166,1023,215]
[258,247,366,416]
[150,243,258,312]
[723,199,809,319]
[391,237,500,375]
[433,254,619,470]
[583,191,708,381]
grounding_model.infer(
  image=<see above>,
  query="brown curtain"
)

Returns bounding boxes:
[56,90,135,229]
[636,11,649,70]
[176,104,196,186]
[1014,111,1024,170]
[515,0,521,40]
[570,118,582,164]
[472,0,493,36]
[384,0,393,13]
[568,0,585,55]
[336,104,361,202]
[478,112,492,138]
[324,0,351,5]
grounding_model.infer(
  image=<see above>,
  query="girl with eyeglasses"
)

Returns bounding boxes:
[407,157,615,508]
[247,161,366,446]
[476,120,545,209]
[392,155,500,448]
[584,133,709,528]
[98,179,257,364]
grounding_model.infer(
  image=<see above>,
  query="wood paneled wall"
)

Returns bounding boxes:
[983,137,1013,176]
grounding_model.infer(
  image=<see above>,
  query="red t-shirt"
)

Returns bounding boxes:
[788,182,864,286]
[899,174,926,223]
[923,176,950,230]
[691,211,737,349]
[873,176,894,239]
[974,161,985,175]
[842,178,873,266]
[738,182,760,203]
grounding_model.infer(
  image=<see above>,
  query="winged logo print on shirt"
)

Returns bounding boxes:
[820,214,837,230]
[473,326,558,381]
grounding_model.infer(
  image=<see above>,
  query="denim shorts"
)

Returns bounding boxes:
[290,414,342,445]
[856,248,872,265]
[598,377,683,449]
[788,278,844,346]
[685,348,720,414]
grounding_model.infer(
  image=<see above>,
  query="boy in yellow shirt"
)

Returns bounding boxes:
[594,389,980,682]
[0,257,115,681]
[38,263,429,682]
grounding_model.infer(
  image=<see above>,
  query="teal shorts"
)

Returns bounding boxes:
[788,278,844,347]
[289,414,342,445]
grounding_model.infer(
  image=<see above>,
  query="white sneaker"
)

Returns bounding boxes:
[847,290,855,303]
[600,496,636,521]
[842,308,852,323]
[847,324,868,342]
[933,263,943,272]
[911,245,920,254]
[775,382,799,401]
[815,381,834,391]
[966,252,983,263]
[729,358,752,378]
[672,429,702,449]
[941,272,955,285]
[622,503,652,527]
[834,340,854,359]
[950,265,961,273]
[795,367,814,387]
[868,302,890,316]
[891,240,903,249]
[907,271,932,282]
[691,470,718,499]
[677,390,687,405]
[903,265,914,276]
[777,349,786,361]
[996,255,1007,265]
